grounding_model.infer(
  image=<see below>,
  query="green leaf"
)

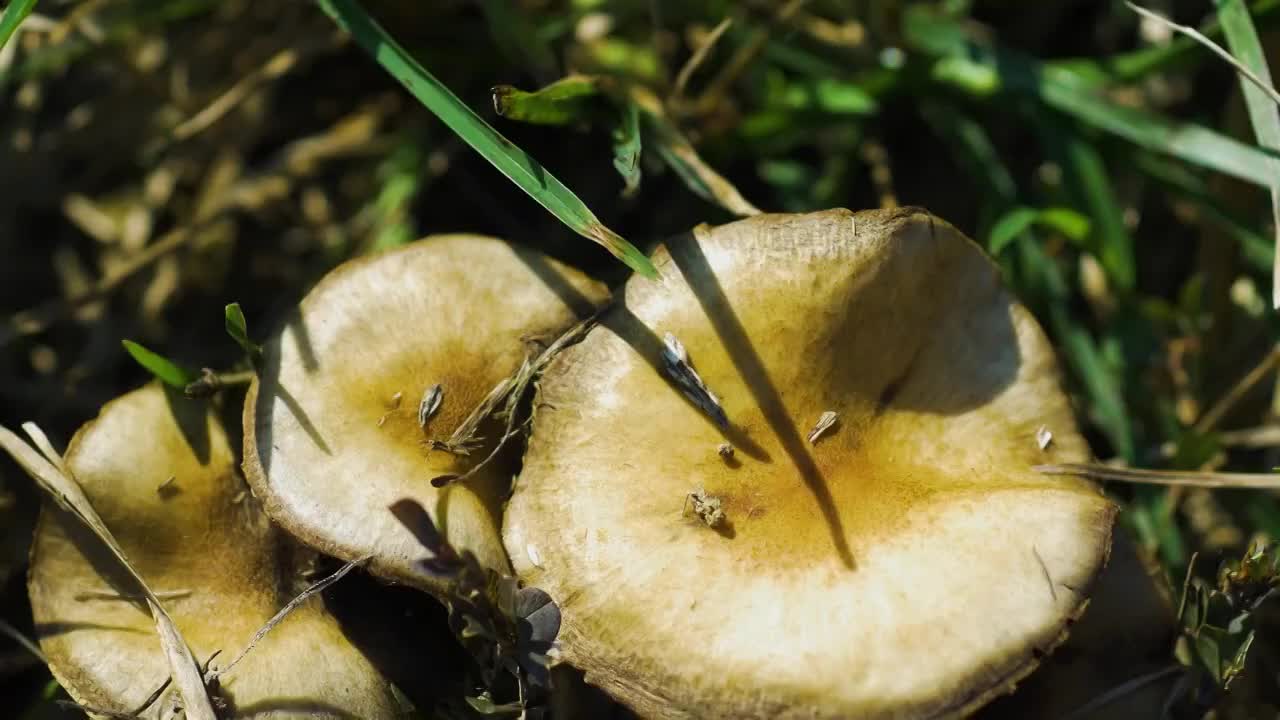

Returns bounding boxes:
[612,101,642,195]
[312,0,656,278]
[122,340,198,389]
[224,303,261,358]
[988,208,1039,255]
[1218,0,1280,306]
[0,0,38,52]
[988,207,1091,255]
[776,78,879,116]
[492,75,604,126]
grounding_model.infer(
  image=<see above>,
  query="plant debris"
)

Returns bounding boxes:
[1036,426,1054,451]
[661,332,728,428]
[684,488,726,529]
[807,410,839,444]
[391,498,560,714]
[205,556,368,683]
[432,318,596,484]
[417,383,443,428]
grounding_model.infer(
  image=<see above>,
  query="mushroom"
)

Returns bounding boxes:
[503,208,1117,718]
[28,383,412,717]
[243,234,607,593]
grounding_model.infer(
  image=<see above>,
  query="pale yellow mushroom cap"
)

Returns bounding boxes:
[29,383,411,718]
[503,208,1116,719]
[243,234,608,594]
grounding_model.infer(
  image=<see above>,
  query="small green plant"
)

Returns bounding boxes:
[391,499,559,716]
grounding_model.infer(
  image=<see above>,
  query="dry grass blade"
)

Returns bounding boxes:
[1194,344,1280,432]
[431,376,514,456]
[208,556,367,681]
[672,17,733,102]
[171,34,343,142]
[0,425,217,720]
[21,422,71,478]
[1126,3,1280,108]
[1036,462,1280,489]
[630,87,761,217]
[149,599,216,720]
[435,317,597,487]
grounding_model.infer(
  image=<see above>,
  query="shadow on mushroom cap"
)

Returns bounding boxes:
[504,208,1116,719]
[243,234,609,595]
[28,383,414,718]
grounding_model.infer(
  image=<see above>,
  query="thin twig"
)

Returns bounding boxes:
[207,556,367,681]
[183,368,256,398]
[1218,424,1280,447]
[435,317,596,487]
[1176,552,1199,624]
[672,17,733,102]
[1036,462,1280,489]
[693,0,808,115]
[1194,345,1280,433]
[1126,3,1280,108]
[171,34,343,142]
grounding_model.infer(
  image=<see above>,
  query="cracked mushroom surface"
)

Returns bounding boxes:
[243,234,608,593]
[503,208,1116,719]
[28,383,411,718]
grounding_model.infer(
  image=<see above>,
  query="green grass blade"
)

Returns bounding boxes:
[122,340,198,389]
[312,0,656,278]
[224,303,261,358]
[1217,0,1280,307]
[1056,128,1137,290]
[612,101,642,195]
[492,75,604,126]
[0,0,38,52]
[989,207,1091,255]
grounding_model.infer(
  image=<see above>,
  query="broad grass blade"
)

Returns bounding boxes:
[313,0,656,278]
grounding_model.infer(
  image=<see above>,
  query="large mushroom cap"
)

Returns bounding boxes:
[244,234,607,593]
[503,208,1116,719]
[29,383,411,718]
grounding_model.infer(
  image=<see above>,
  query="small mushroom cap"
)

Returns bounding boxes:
[29,383,410,718]
[244,234,607,593]
[503,209,1116,719]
